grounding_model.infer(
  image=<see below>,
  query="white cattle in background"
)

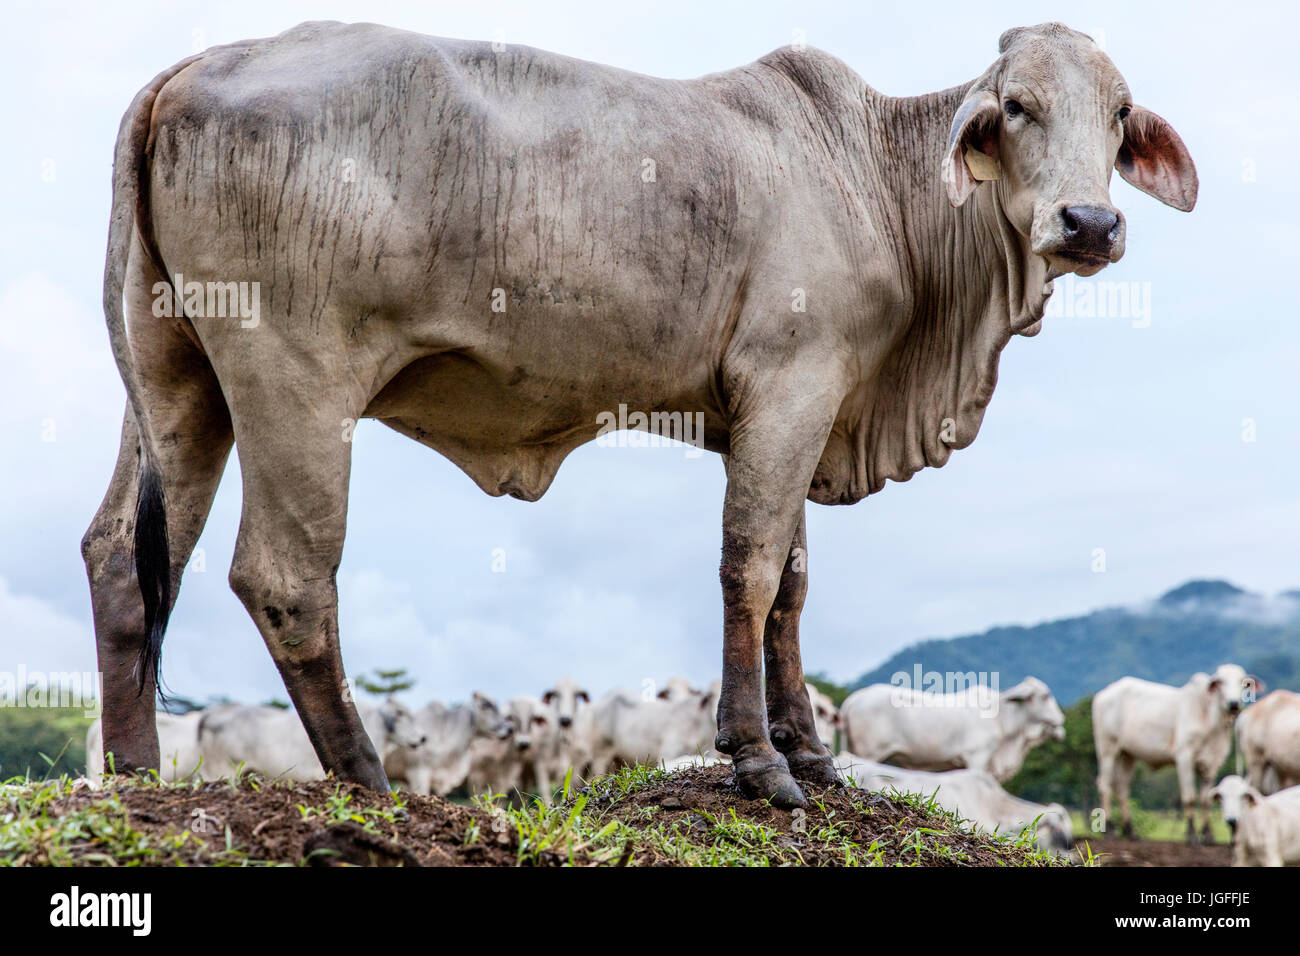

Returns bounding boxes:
[1093,664,1259,844]
[835,754,1074,856]
[541,676,595,784]
[1210,776,1300,867]
[86,710,204,784]
[839,677,1065,781]
[805,683,840,750]
[589,680,722,775]
[386,693,511,796]
[1235,690,1300,793]
[199,698,423,783]
[466,695,560,800]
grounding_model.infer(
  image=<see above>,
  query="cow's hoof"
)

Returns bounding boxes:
[786,751,842,790]
[734,758,807,809]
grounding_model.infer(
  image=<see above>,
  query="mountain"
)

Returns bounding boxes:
[848,580,1300,705]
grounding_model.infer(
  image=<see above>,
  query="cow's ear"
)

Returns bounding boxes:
[1116,106,1198,211]
[1247,676,1266,697]
[541,691,555,705]
[577,690,590,703]
[656,688,671,700]
[942,89,1002,207]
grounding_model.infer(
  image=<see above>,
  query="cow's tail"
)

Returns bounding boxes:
[103,55,202,700]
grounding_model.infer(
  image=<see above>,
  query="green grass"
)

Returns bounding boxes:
[0,775,256,867]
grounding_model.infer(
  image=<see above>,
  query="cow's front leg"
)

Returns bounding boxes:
[763,510,839,789]
[715,382,841,810]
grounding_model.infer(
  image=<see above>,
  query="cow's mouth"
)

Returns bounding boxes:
[1044,250,1112,279]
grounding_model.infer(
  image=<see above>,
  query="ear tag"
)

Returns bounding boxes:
[964,148,1001,181]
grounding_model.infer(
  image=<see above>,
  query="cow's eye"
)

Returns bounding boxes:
[1117,105,1131,121]
[1004,99,1024,119]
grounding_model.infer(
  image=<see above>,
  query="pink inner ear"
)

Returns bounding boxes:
[1117,108,1198,211]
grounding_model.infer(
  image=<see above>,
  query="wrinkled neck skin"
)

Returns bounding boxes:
[873,83,1052,339]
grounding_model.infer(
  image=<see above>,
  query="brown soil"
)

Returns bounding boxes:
[1080,836,1233,867]
[16,765,1059,866]
[34,779,537,867]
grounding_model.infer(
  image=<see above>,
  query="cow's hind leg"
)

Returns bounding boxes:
[224,384,388,791]
[762,511,838,789]
[83,254,234,775]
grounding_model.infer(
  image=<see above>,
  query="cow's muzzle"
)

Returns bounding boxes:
[1038,203,1125,275]
[559,715,573,728]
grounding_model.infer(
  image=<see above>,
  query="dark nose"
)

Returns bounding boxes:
[1228,700,1242,714]
[1060,205,1122,255]
[559,716,572,727]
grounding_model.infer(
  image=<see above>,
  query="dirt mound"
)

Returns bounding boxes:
[4,764,1061,867]
[576,764,1060,866]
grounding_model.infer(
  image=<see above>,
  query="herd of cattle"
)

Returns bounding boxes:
[85,666,1300,865]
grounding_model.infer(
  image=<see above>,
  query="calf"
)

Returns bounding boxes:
[1210,776,1300,867]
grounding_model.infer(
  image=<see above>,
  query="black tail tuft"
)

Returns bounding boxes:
[133,465,172,701]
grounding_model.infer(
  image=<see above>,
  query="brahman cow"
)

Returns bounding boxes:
[1210,776,1300,867]
[85,20,1196,808]
[384,692,511,796]
[835,754,1074,856]
[198,698,423,783]
[1093,665,1259,843]
[1235,689,1298,793]
[839,677,1065,781]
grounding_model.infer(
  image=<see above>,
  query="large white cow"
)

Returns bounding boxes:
[199,698,423,783]
[1210,776,1300,867]
[1235,690,1298,793]
[834,754,1074,856]
[87,710,204,784]
[385,693,511,796]
[1093,664,1258,843]
[839,677,1065,781]
[589,680,723,774]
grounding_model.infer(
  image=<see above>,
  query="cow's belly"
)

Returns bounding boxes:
[363,344,727,500]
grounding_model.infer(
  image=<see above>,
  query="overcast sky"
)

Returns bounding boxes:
[2,0,1295,707]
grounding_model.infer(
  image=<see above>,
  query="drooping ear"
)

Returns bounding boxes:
[576,690,590,703]
[942,89,1002,207]
[1116,106,1198,211]
[1247,676,1266,697]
